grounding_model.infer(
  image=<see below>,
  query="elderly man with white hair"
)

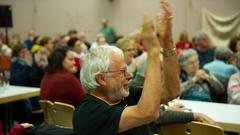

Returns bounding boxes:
[73,0,180,134]
[194,30,215,68]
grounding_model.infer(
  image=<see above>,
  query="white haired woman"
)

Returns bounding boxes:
[178,49,225,102]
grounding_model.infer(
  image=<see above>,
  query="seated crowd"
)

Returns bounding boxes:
[0,0,240,134]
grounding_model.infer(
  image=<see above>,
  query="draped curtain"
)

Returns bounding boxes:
[202,8,240,47]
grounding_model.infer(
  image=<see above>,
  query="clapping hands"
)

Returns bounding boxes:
[141,0,173,53]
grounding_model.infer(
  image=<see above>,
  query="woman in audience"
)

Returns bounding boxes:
[229,35,240,54]
[67,37,85,79]
[40,48,84,106]
[178,49,225,102]
[228,52,240,104]
[116,37,137,75]
[127,50,216,134]
[31,35,42,53]
[176,31,193,50]
[67,37,85,59]
[10,44,35,122]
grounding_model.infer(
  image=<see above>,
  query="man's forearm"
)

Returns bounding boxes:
[161,46,180,103]
[137,50,162,118]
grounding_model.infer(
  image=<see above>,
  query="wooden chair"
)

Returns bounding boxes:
[53,101,75,128]
[160,121,224,135]
[39,100,55,124]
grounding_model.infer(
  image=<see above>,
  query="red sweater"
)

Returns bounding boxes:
[40,71,84,106]
[176,41,193,50]
[0,121,24,135]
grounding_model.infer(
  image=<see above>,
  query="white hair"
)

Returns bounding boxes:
[194,29,209,45]
[178,49,198,68]
[80,46,123,91]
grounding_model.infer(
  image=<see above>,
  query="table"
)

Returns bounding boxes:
[0,85,40,104]
[0,85,40,132]
[179,100,240,133]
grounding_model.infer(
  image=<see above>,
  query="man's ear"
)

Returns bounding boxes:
[96,73,107,86]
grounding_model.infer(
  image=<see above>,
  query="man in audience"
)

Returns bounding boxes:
[204,47,238,103]
[194,30,215,68]
[73,0,180,134]
[24,30,35,50]
[100,17,116,45]
[78,31,91,50]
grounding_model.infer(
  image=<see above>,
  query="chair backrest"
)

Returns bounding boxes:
[39,100,55,124]
[160,121,224,135]
[52,101,75,128]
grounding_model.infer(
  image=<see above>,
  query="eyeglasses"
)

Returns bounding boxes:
[185,59,199,66]
[104,67,128,76]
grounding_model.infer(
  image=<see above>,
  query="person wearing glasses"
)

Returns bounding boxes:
[178,49,225,102]
[73,0,180,134]
[116,37,138,76]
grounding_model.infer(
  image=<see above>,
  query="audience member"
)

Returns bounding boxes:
[204,47,238,87]
[58,35,70,48]
[40,48,84,106]
[67,29,78,38]
[116,37,137,75]
[178,49,225,102]
[31,35,42,53]
[100,17,116,45]
[39,36,54,57]
[128,49,216,134]
[67,37,85,59]
[228,35,240,53]
[130,30,145,57]
[73,1,180,134]
[9,33,22,48]
[52,33,62,49]
[10,44,33,86]
[67,37,85,78]
[194,30,215,68]
[10,44,34,122]
[0,38,11,57]
[78,31,91,50]
[90,33,109,50]
[176,31,193,50]
[203,47,238,103]
[228,52,240,104]
[24,31,35,50]
[0,121,33,135]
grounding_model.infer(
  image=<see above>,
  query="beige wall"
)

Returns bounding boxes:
[0,0,240,43]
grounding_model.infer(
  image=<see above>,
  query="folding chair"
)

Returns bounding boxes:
[53,101,75,128]
[160,121,224,135]
[39,100,55,124]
